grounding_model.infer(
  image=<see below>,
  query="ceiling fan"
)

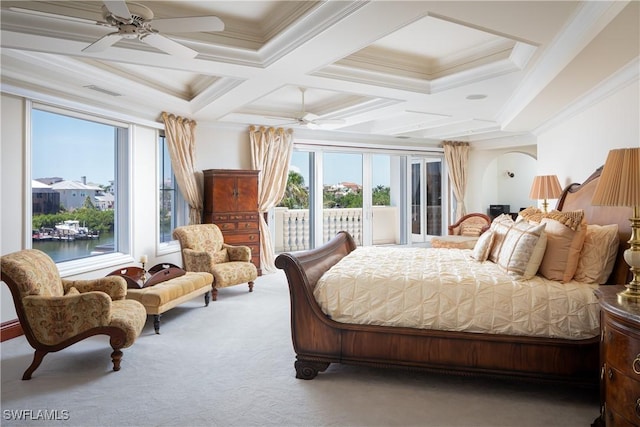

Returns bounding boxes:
[270,88,346,128]
[13,1,224,59]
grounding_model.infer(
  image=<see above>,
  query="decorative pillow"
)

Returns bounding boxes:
[65,286,80,296]
[573,224,619,284]
[496,221,547,279]
[461,222,485,237]
[519,207,584,231]
[213,248,229,263]
[472,230,495,262]
[537,217,587,282]
[488,214,515,263]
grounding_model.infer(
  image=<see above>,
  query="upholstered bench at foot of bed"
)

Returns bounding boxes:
[430,235,478,249]
[125,272,213,334]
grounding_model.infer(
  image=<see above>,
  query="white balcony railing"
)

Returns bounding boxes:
[274,206,399,252]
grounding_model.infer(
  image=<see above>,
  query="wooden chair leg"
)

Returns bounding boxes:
[111,349,123,371]
[211,287,218,301]
[248,281,254,292]
[153,315,161,334]
[204,291,210,306]
[22,349,47,380]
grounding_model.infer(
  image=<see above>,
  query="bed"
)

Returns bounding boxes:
[275,167,632,386]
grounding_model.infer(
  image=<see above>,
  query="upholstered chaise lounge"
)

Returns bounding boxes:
[1,249,147,380]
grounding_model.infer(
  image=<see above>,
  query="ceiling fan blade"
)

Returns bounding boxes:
[82,33,123,53]
[313,119,346,125]
[153,16,225,33]
[141,33,198,58]
[102,1,132,20]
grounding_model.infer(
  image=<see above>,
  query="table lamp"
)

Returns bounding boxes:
[592,147,640,301]
[529,175,562,213]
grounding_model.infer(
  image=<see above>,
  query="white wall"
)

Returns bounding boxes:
[537,80,640,186]
[466,145,537,215]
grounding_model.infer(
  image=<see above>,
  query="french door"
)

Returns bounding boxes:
[410,157,445,243]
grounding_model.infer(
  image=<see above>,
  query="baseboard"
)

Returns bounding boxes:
[1,319,23,342]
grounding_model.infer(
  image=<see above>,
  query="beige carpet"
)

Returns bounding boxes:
[1,270,599,427]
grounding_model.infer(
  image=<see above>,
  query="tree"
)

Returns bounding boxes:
[372,185,390,206]
[83,196,96,210]
[279,171,309,209]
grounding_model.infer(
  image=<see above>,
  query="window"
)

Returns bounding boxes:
[158,132,187,244]
[30,105,129,264]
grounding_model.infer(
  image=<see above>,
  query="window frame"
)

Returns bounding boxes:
[25,100,134,276]
[156,130,187,255]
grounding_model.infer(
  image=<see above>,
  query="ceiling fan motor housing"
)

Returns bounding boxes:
[102,2,153,25]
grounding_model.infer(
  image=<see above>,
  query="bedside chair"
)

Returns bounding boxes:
[173,224,258,301]
[1,249,147,380]
[448,213,491,237]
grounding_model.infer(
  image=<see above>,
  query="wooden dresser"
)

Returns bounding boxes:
[594,286,640,427]
[203,169,261,275]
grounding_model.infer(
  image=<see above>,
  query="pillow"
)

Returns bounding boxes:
[573,224,619,284]
[213,248,229,263]
[537,217,587,282]
[488,214,515,263]
[519,207,584,231]
[496,221,547,279]
[472,230,495,262]
[65,286,80,296]
[461,222,485,237]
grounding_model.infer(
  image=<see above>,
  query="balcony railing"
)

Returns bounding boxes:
[274,206,400,252]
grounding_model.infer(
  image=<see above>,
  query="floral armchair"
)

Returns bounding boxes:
[447,213,491,237]
[1,249,147,380]
[173,224,258,301]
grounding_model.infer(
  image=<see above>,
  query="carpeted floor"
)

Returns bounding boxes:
[1,270,599,427]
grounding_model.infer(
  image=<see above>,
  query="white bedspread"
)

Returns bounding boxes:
[314,246,600,340]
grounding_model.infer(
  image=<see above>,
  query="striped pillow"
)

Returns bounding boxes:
[496,221,547,279]
[488,214,514,263]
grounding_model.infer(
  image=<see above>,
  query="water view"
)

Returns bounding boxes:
[32,232,114,263]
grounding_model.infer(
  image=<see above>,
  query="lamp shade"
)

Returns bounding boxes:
[592,147,640,207]
[529,175,563,201]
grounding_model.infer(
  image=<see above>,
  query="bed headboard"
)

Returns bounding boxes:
[556,166,632,285]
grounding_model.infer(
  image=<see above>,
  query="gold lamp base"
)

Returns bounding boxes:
[618,210,640,303]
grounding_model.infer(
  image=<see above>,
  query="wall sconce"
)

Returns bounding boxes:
[506,171,515,178]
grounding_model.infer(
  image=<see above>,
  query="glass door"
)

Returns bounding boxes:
[411,157,443,243]
[323,152,363,245]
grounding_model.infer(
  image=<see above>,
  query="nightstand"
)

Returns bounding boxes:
[594,286,640,427]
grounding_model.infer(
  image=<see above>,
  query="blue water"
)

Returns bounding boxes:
[32,233,115,263]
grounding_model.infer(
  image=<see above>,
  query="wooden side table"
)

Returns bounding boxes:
[594,286,640,426]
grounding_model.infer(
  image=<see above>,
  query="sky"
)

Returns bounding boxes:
[32,109,116,186]
[290,151,391,187]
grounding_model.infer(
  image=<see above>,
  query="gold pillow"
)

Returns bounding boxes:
[573,224,619,284]
[538,218,587,282]
[518,207,584,231]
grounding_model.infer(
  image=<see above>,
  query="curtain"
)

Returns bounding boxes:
[443,140,470,221]
[250,125,294,273]
[161,112,203,225]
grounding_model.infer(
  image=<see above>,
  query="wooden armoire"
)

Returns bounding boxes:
[203,169,261,275]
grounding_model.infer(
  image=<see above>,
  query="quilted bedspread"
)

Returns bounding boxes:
[314,246,600,340]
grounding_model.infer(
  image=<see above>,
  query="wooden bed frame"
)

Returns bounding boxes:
[275,167,632,386]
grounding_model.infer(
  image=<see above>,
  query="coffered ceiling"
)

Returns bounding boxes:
[1,1,638,147]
